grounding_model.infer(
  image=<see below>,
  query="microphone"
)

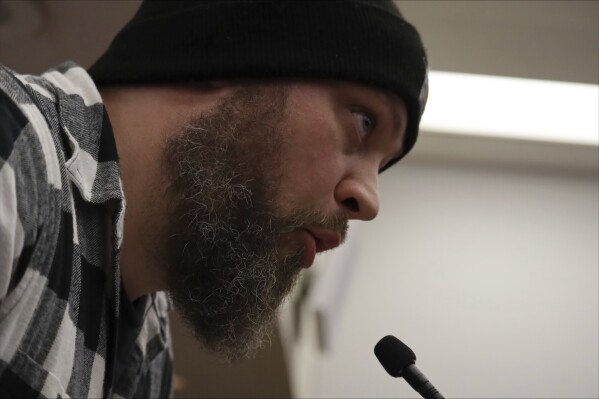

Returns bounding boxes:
[374,335,444,399]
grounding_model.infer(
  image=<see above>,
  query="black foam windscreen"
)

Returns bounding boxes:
[374,335,417,377]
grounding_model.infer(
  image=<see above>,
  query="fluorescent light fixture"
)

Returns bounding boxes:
[421,71,599,146]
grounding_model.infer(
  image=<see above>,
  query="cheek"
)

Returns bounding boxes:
[277,141,344,209]
[275,87,346,210]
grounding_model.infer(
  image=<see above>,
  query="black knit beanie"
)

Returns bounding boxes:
[88,0,428,167]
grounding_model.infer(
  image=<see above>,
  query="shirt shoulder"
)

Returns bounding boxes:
[0,63,125,398]
[0,65,61,301]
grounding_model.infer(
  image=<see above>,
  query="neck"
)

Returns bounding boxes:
[101,86,170,300]
[98,83,234,300]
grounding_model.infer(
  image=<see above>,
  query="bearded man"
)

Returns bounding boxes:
[0,0,428,397]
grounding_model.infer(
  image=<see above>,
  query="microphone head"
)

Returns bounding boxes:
[374,335,417,377]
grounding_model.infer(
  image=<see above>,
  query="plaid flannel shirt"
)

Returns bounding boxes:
[0,62,173,398]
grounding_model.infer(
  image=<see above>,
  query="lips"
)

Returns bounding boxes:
[307,228,342,254]
[297,228,343,268]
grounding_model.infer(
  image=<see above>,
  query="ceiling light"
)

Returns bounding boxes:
[421,71,599,146]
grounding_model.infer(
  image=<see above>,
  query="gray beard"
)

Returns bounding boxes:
[161,85,348,361]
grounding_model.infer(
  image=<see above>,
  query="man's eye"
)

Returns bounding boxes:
[351,110,376,140]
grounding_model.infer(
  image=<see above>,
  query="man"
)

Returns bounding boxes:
[0,0,428,397]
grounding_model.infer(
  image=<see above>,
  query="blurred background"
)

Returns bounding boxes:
[1,1,597,397]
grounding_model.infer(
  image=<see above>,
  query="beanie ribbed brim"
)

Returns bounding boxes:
[89,0,428,168]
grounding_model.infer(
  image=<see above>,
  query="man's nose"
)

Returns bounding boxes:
[335,166,380,221]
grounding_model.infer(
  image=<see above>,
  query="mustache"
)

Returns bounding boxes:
[278,207,349,244]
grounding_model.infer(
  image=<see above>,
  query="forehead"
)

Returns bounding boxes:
[285,79,407,126]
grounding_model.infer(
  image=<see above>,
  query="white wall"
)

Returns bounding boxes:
[283,133,598,398]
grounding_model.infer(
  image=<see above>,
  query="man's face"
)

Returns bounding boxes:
[160,81,407,361]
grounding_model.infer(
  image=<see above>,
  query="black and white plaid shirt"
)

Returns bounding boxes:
[0,62,173,398]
